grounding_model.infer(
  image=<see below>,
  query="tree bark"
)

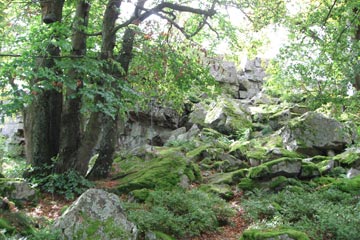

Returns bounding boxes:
[87,1,141,180]
[56,0,90,173]
[24,0,64,173]
[353,23,360,91]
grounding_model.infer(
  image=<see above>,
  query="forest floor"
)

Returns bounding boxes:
[22,178,249,240]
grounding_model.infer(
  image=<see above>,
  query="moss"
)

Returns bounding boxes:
[310,155,330,163]
[154,231,176,240]
[333,148,360,167]
[247,158,302,180]
[208,172,234,185]
[238,178,258,191]
[229,140,251,154]
[186,144,210,159]
[333,175,360,194]
[199,184,234,200]
[231,169,249,184]
[202,128,225,139]
[311,176,336,186]
[184,162,202,182]
[131,188,151,202]
[115,147,198,194]
[248,164,270,179]
[269,176,302,191]
[75,215,130,239]
[213,160,231,171]
[299,162,320,179]
[240,228,310,240]
[316,160,335,174]
[246,148,267,162]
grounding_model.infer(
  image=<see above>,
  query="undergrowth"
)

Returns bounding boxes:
[241,187,360,239]
[124,188,235,238]
[28,169,94,200]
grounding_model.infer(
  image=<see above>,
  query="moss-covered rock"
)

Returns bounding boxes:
[240,228,310,240]
[54,189,137,240]
[114,147,201,194]
[333,147,360,168]
[269,176,303,191]
[207,172,234,185]
[199,184,234,200]
[281,112,356,156]
[247,158,302,180]
[203,96,253,135]
[299,162,320,179]
[238,178,258,191]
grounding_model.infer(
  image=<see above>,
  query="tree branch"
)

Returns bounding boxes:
[323,0,338,25]
[112,1,217,35]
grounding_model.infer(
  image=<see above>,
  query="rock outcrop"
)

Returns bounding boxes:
[209,57,267,99]
[281,112,356,156]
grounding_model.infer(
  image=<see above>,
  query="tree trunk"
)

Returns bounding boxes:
[87,115,117,180]
[87,2,142,180]
[56,0,90,173]
[24,0,64,173]
[353,23,360,91]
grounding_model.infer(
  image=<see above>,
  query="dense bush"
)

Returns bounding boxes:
[125,189,235,238]
[241,187,360,239]
[29,169,94,200]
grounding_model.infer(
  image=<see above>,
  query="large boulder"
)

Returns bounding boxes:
[281,112,356,156]
[113,147,201,194]
[53,188,137,240]
[190,96,252,135]
[247,158,303,180]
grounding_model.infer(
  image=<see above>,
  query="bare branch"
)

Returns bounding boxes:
[112,1,218,35]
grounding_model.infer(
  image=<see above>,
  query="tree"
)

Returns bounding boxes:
[266,0,360,108]
[0,0,286,179]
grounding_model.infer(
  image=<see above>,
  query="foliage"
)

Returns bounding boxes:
[28,169,94,200]
[27,228,61,240]
[125,189,235,238]
[0,135,27,178]
[266,0,360,110]
[242,186,360,239]
[74,215,131,240]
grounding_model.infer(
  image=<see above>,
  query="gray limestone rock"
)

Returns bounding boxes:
[281,112,356,156]
[53,188,137,240]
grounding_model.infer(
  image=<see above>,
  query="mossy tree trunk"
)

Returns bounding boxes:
[23,0,65,172]
[87,5,140,180]
[353,21,360,91]
[55,0,91,173]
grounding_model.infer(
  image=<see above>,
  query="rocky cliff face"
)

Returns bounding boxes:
[118,58,267,149]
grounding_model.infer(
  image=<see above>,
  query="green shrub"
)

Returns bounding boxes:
[125,189,234,238]
[28,228,61,240]
[241,187,360,239]
[29,170,94,200]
